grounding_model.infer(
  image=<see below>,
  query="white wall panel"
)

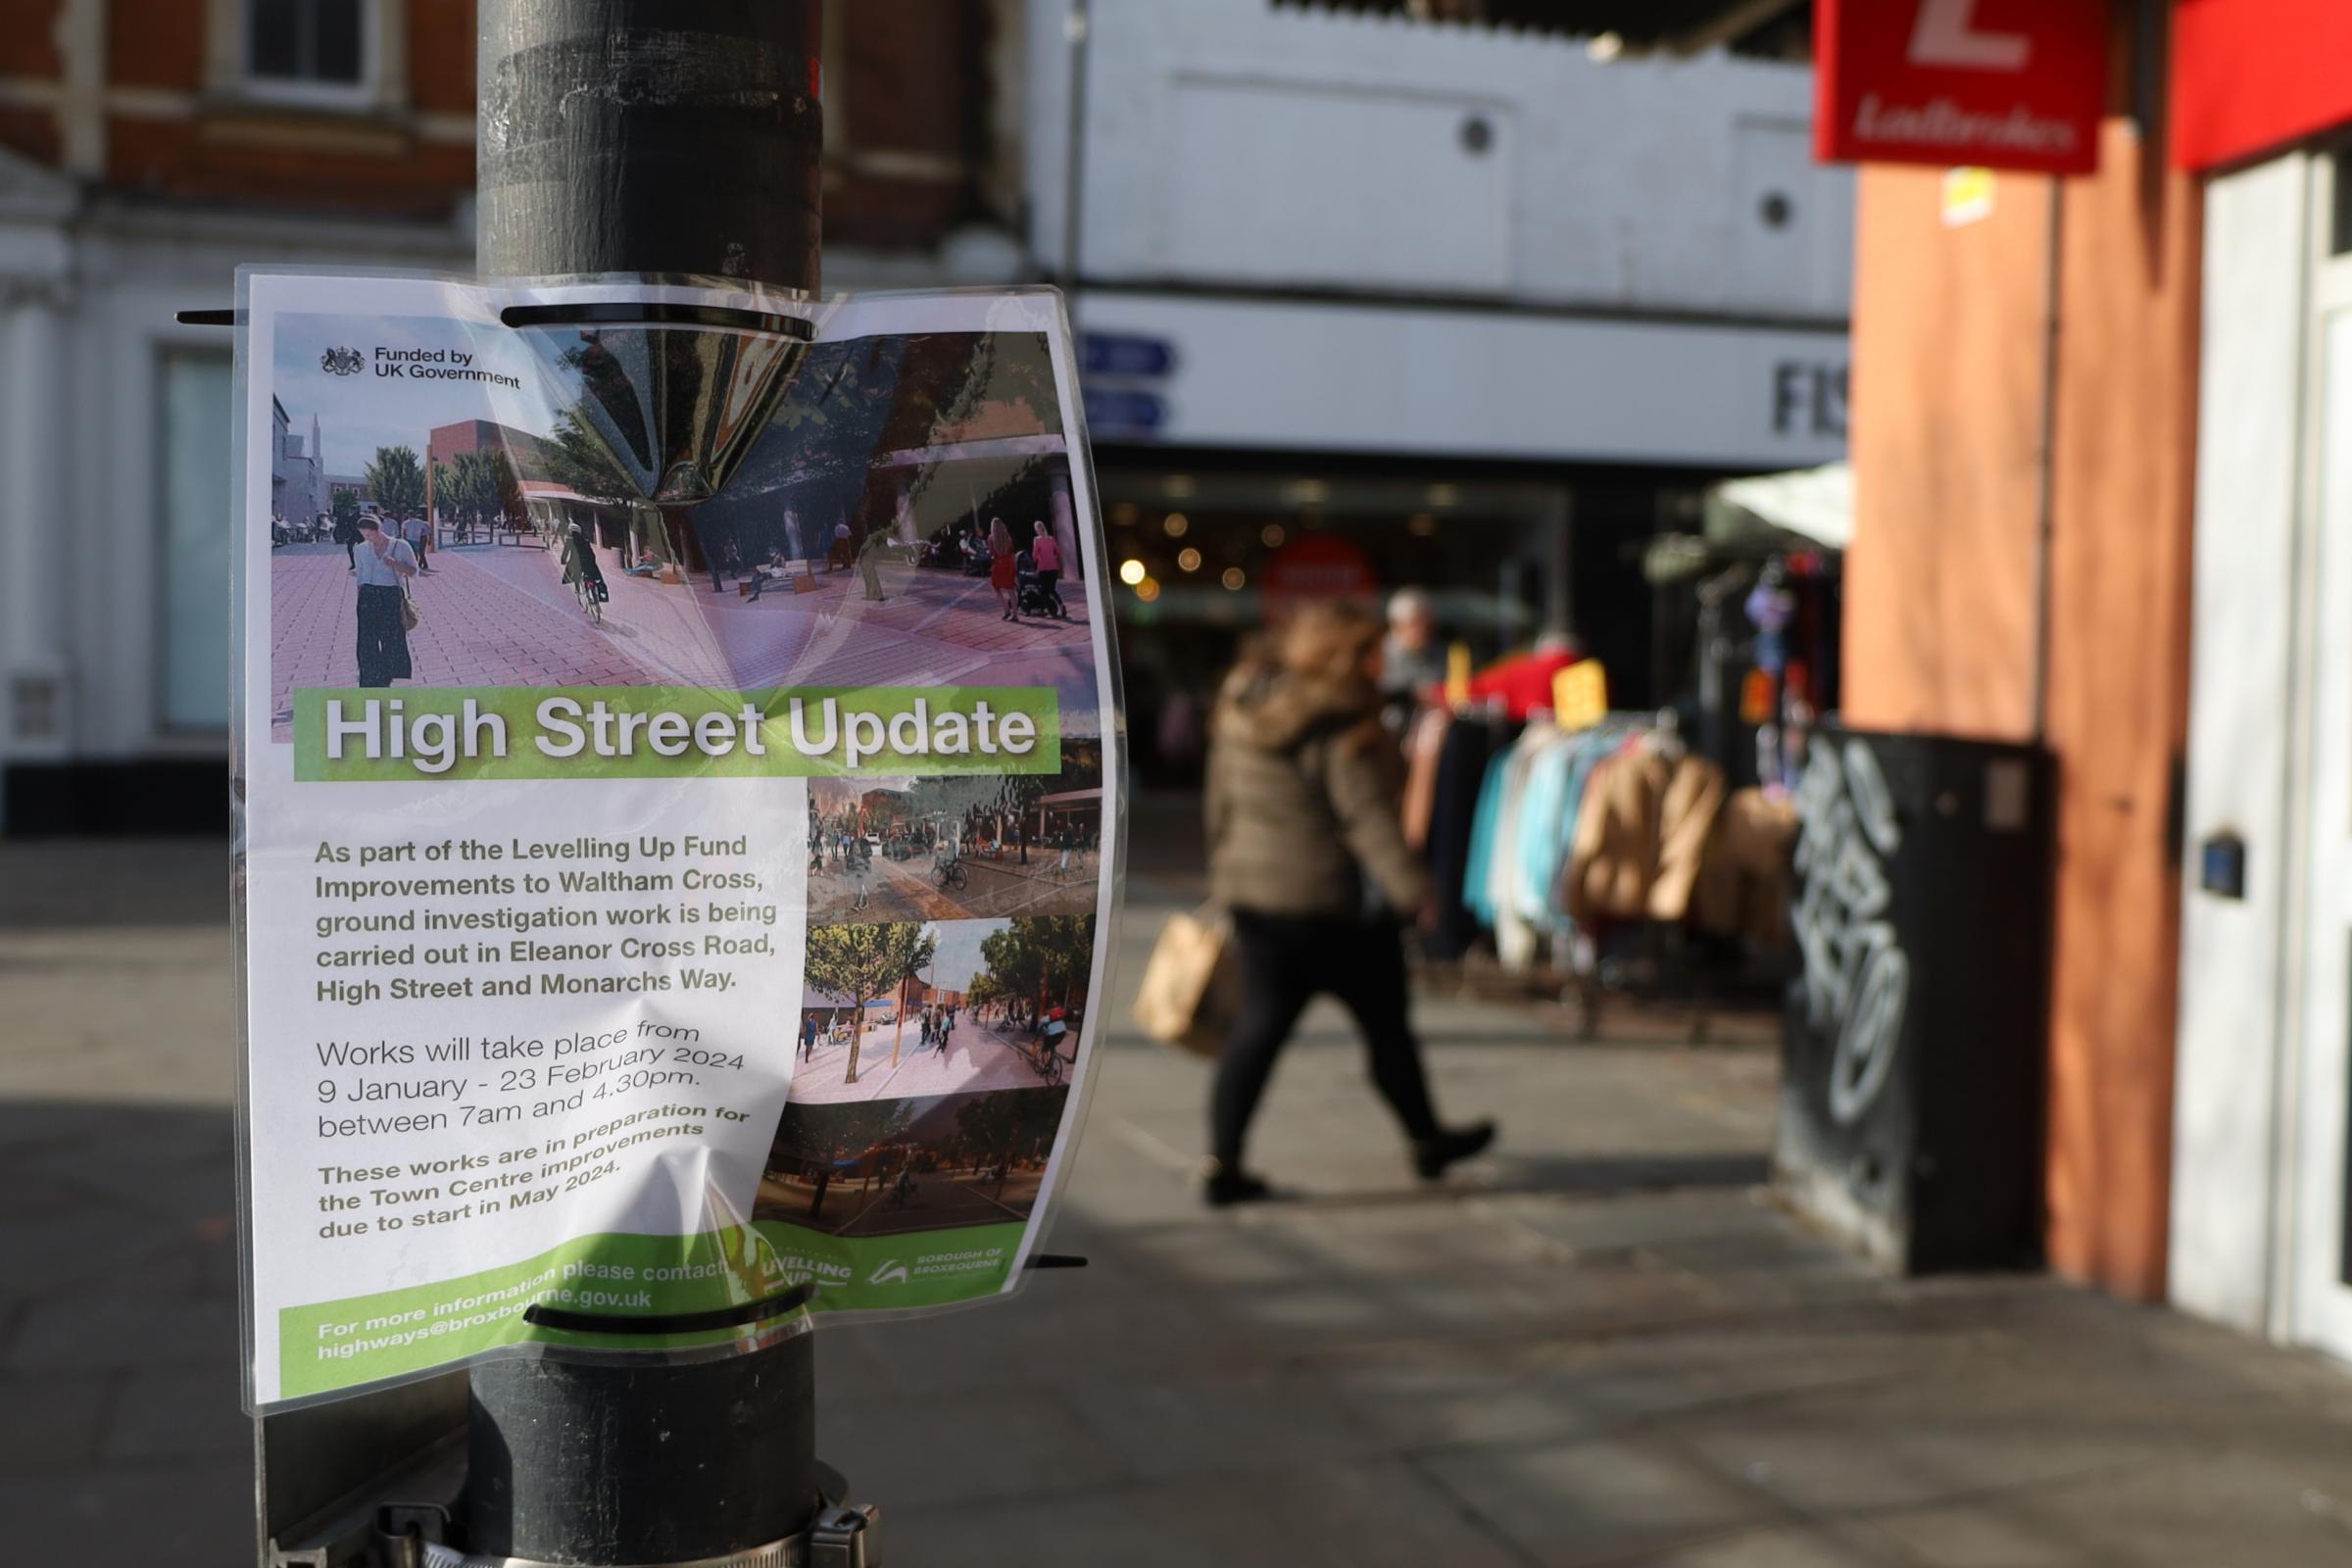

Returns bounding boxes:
[1038,0,1853,320]
[1074,289,1848,469]
[2172,153,2311,1334]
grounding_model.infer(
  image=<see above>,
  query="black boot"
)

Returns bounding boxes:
[1413,1120,1496,1181]
[1202,1160,1274,1207]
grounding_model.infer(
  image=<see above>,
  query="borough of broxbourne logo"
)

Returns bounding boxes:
[320,346,365,376]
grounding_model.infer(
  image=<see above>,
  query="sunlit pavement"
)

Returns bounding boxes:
[788,1017,1053,1104]
[14,829,2352,1563]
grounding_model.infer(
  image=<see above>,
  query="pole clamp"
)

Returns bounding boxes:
[809,1504,880,1568]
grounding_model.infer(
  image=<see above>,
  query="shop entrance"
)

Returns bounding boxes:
[1097,462,1719,787]
[1101,468,1569,784]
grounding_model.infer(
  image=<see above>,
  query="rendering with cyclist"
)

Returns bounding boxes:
[264,316,1102,742]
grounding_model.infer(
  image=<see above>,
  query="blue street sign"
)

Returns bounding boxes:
[1080,332,1178,379]
[1082,386,1167,438]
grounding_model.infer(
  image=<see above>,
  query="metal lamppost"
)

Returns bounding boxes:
[463,6,834,1564]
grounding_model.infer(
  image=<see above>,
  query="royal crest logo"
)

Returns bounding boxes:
[320,346,365,377]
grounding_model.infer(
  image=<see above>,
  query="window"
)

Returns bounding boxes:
[246,0,369,94]
[159,349,233,732]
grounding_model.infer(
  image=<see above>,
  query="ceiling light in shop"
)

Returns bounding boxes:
[1408,513,1438,536]
[1118,558,1148,586]
[1163,513,1189,538]
[1283,478,1332,506]
[1425,484,1460,507]
[1163,475,1198,499]
[1110,502,1140,526]
[1261,524,1287,549]
[1136,576,1161,604]
[1177,548,1202,572]
[1221,567,1247,591]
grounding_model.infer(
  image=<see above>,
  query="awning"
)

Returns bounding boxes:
[1645,462,1850,584]
[1706,461,1852,553]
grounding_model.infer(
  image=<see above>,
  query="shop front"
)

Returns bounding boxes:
[1074,291,1850,785]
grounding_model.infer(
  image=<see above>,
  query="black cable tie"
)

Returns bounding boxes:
[175,309,236,326]
[1025,1253,1089,1270]
[499,302,814,340]
[523,1281,815,1336]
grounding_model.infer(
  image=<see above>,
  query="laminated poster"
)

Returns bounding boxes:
[234,272,1120,1410]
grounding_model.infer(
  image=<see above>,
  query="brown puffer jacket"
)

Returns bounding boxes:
[1204,662,1432,919]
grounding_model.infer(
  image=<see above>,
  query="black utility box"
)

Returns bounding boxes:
[1775,726,2052,1273]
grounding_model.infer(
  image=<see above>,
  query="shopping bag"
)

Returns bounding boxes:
[1131,906,1236,1058]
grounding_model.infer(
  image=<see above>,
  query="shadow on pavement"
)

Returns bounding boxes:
[0,1101,249,1561]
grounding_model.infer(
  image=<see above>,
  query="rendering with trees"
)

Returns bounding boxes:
[793,915,1095,1105]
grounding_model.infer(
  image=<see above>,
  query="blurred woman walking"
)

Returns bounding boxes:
[1201,602,1494,1205]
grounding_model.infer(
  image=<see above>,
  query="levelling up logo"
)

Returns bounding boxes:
[320,346,365,376]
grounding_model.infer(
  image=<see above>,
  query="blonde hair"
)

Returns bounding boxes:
[1276,602,1383,683]
[990,517,1014,555]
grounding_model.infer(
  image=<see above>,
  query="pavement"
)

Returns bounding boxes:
[269,542,1102,739]
[14,826,2352,1563]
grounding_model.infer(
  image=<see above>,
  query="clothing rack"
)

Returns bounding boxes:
[1414,700,1792,1045]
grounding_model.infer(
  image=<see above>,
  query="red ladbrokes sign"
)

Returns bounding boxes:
[1815,0,2107,175]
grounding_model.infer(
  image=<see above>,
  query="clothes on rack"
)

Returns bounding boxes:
[1690,787,1799,945]
[1561,741,1726,927]
[1418,706,1806,975]
[1400,707,1450,853]
[1463,646,1584,724]
[1423,710,1508,960]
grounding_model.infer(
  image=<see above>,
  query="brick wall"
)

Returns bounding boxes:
[0,0,995,249]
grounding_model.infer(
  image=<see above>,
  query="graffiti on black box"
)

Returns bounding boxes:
[1792,738,1907,1126]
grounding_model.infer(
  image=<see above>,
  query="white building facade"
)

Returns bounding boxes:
[1015,0,1851,765]
[0,148,467,830]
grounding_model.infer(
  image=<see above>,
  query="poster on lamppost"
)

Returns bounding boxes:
[233,270,1119,1410]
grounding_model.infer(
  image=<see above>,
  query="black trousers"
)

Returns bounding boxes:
[356,584,412,687]
[1211,910,1440,1168]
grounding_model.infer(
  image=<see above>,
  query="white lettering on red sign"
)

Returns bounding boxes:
[1815,0,2103,174]
[1908,0,2031,73]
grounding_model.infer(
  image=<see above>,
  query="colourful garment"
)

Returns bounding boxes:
[1459,748,1515,928]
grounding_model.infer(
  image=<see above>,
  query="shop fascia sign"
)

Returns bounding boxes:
[1814,0,2107,175]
